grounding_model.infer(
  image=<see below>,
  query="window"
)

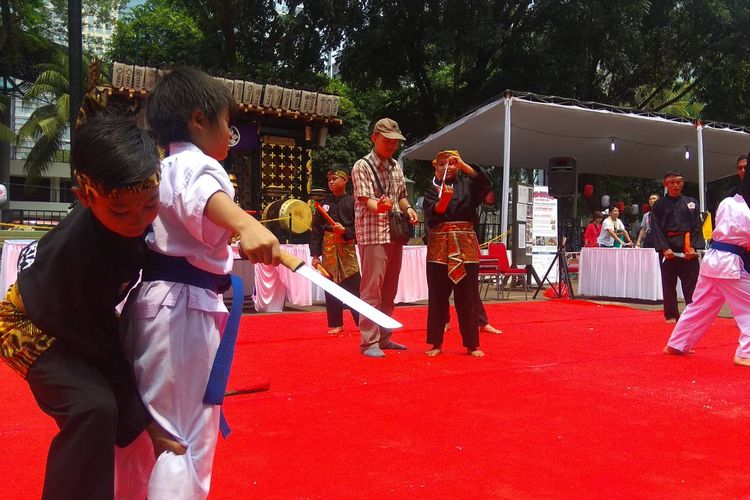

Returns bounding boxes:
[10,176,52,202]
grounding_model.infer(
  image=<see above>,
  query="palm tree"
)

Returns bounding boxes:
[15,51,75,181]
[0,95,14,144]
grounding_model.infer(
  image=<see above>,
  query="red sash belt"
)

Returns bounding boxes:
[426,221,479,284]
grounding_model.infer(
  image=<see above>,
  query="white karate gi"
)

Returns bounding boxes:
[116,142,235,500]
[666,195,750,359]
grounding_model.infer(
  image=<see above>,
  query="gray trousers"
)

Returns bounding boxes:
[358,243,403,350]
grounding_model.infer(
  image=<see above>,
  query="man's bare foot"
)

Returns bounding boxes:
[425,345,442,356]
[665,318,677,324]
[734,356,750,367]
[327,326,343,335]
[468,348,485,357]
[481,324,502,334]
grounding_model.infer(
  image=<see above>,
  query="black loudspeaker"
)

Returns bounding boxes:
[547,157,577,197]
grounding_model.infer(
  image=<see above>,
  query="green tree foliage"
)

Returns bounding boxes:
[108,0,206,66]
[336,0,750,139]
[0,0,59,84]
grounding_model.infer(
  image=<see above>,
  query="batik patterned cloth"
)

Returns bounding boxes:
[322,231,360,284]
[0,283,55,377]
[426,221,480,284]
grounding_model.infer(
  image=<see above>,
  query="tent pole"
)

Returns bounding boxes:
[696,121,705,212]
[501,95,512,244]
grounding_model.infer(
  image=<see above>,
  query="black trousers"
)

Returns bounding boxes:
[659,256,700,320]
[25,342,123,500]
[325,272,361,327]
[426,262,480,349]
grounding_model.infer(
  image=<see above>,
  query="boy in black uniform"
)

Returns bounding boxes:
[310,166,361,334]
[423,150,491,356]
[0,115,184,500]
[650,170,705,323]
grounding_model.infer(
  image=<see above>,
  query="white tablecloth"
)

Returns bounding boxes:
[578,247,684,301]
[253,244,429,312]
[0,240,34,294]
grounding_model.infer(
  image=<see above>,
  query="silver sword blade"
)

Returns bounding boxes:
[295,264,403,330]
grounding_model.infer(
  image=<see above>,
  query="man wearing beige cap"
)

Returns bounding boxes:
[351,118,418,357]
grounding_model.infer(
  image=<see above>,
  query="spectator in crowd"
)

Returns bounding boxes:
[597,207,632,248]
[636,194,660,248]
[583,211,603,247]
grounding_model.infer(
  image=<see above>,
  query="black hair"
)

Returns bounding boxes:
[738,154,748,163]
[663,170,683,179]
[327,163,350,175]
[71,114,159,189]
[146,66,237,149]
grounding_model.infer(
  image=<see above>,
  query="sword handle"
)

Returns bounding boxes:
[280,250,305,271]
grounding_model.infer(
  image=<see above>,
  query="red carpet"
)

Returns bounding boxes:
[2,300,750,498]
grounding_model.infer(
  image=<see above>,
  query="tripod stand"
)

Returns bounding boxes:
[533,220,575,299]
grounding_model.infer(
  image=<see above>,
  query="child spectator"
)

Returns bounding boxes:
[0,115,183,499]
[116,66,280,499]
[309,166,361,335]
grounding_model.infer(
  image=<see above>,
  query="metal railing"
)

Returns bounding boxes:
[2,209,68,227]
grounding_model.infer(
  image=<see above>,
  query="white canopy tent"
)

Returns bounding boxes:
[400,91,750,242]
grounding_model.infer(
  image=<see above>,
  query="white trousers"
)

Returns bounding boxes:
[666,272,750,359]
[116,284,226,500]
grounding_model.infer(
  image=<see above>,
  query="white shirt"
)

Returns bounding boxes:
[147,142,235,275]
[701,195,750,280]
[597,217,625,246]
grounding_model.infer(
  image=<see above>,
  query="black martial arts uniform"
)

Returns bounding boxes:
[650,194,705,321]
[309,193,361,328]
[0,204,151,500]
[423,167,491,349]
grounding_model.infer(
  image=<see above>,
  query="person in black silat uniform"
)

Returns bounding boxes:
[650,170,705,323]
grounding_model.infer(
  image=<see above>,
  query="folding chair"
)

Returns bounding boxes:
[478,254,501,299]
[488,242,528,300]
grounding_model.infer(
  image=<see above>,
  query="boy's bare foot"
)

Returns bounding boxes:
[468,348,485,357]
[481,324,502,334]
[663,345,694,355]
[327,326,343,335]
[733,356,750,367]
[665,318,677,324]
[444,323,450,332]
[663,345,684,355]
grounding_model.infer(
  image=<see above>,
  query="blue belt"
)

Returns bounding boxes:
[711,241,750,274]
[142,251,243,438]
[142,250,231,293]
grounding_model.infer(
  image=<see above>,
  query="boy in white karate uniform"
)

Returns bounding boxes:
[664,194,750,366]
[116,66,280,499]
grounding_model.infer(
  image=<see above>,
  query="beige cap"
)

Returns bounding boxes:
[372,118,406,140]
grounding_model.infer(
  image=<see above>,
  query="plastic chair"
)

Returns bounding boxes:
[488,242,528,300]
[478,254,501,299]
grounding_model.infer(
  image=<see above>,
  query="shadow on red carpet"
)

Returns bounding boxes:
[1,300,749,499]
